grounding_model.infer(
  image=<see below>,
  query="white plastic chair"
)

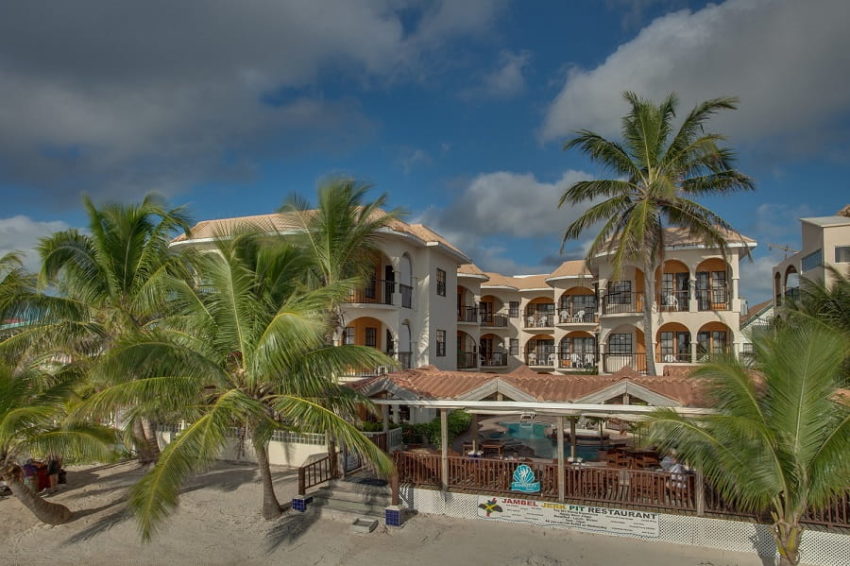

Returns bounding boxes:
[584,353,595,367]
[571,353,581,367]
[664,294,678,310]
[527,352,537,365]
[559,310,569,323]
[572,309,585,323]
[547,353,557,366]
[527,315,536,327]
[663,354,676,363]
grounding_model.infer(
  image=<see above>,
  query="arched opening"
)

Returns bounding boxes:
[457,285,477,323]
[558,331,596,369]
[784,265,800,302]
[342,316,391,376]
[479,333,506,367]
[457,330,477,369]
[558,287,597,323]
[525,296,555,328]
[656,260,690,312]
[603,325,646,374]
[697,322,732,360]
[479,295,507,327]
[347,251,395,305]
[525,333,556,367]
[774,272,782,306]
[603,267,645,314]
[399,253,413,308]
[656,322,691,363]
[695,258,731,311]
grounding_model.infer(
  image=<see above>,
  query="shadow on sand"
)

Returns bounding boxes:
[264,509,322,553]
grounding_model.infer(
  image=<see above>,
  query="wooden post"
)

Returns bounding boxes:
[391,470,400,506]
[382,404,389,435]
[440,409,449,490]
[696,470,705,516]
[556,415,565,502]
[569,417,577,461]
[297,467,306,496]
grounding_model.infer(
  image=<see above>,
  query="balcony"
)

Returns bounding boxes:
[656,351,693,363]
[399,283,413,309]
[557,353,597,370]
[457,351,478,370]
[457,306,479,324]
[525,350,557,367]
[398,351,412,370]
[783,287,800,303]
[658,290,689,312]
[480,313,509,328]
[524,312,555,329]
[480,353,508,367]
[347,279,396,306]
[696,288,730,311]
[602,353,648,374]
[555,306,598,324]
[601,292,645,315]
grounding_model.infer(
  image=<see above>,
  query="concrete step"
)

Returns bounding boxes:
[311,496,387,517]
[314,486,390,506]
[326,478,390,497]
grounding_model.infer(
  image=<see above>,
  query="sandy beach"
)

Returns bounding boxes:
[1,461,767,566]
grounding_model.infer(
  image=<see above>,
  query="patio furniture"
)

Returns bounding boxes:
[527,352,537,365]
[547,353,557,366]
[481,440,505,457]
[572,309,585,323]
[559,310,569,323]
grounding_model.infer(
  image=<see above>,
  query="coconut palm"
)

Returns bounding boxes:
[784,266,850,335]
[560,92,754,375]
[643,322,850,566]
[279,178,404,340]
[0,361,116,525]
[31,194,191,462]
[76,232,394,540]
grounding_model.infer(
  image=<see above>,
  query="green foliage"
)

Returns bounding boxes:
[401,411,472,447]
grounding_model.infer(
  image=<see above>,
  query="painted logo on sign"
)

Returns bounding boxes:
[478,497,503,517]
[510,464,541,493]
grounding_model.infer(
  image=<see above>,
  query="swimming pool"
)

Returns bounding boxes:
[495,421,602,461]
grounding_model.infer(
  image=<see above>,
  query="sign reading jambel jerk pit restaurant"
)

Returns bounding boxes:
[477,496,660,538]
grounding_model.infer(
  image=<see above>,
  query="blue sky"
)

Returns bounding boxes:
[1,0,849,303]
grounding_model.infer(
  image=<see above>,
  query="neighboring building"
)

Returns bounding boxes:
[772,210,850,306]
[173,213,756,378]
[739,299,775,357]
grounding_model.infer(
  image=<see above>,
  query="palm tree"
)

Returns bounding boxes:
[643,322,850,566]
[784,265,850,335]
[76,232,394,540]
[279,178,404,342]
[0,361,116,525]
[33,194,191,462]
[560,92,754,375]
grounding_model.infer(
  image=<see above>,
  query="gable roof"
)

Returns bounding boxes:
[741,299,773,326]
[546,260,593,282]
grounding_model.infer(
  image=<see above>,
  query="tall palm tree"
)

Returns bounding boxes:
[560,92,754,375]
[279,178,404,341]
[33,194,191,462]
[0,361,116,525]
[76,232,394,540]
[643,322,850,566]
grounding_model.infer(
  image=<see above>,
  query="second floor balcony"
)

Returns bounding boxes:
[480,352,508,367]
[480,312,509,328]
[556,306,598,324]
[347,279,397,306]
[457,351,478,369]
[601,291,645,315]
[696,288,730,311]
[602,352,648,375]
[458,306,479,323]
[658,290,689,312]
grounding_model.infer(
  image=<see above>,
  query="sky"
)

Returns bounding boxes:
[1,0,849,304]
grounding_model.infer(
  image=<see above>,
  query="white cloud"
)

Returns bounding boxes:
[400,148,432,174]
[542,0,850,151]
[0,216,70,272]
[739,251,783,303]
[461,50,531,100]
[0,0,504,202]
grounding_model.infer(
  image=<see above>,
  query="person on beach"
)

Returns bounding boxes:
[47,456,61,494]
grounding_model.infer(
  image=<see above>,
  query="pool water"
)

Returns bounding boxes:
[496,421,602,461]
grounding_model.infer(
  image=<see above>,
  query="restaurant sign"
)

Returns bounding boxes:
[476,495,659,538]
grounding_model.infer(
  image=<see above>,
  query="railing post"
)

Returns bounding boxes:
[440,409,449,490]
[556,415,565,502]
[298,467,306,496]
[391,470,400,506]
[696,470,705,516]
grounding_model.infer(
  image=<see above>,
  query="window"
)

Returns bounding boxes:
[364,327,377,348]
[436,268,446,296]
[801,249,823,272]
[509,338,519,355]
[697,330,728,357]
[436,330,446,357]
[608,333,633,354]
[608,281,632,304]
[696,271,728,310]
[836,246,850,263]
[659,331,690,362]
[508,301,520,318]
[342,327,355,345]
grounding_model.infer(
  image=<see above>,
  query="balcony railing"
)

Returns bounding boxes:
[657,351,693,363]
[556,306,598,324]
[457,351,477,370]
[399,283,413,309]
[696,288,730,311]
[601,291,645,315]
[558,352,597,370]
[398,352,412,370]
[784,287,801,302]
[480,353,507,367]
[602,352,648,374]
[347,279,396,305]
[526,350,557,366]
[524,311,555,328]
[658,290,689,312]
[457,306,479,323]
[480,313,509,327]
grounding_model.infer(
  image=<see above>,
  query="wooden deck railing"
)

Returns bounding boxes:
[297,455,336,494]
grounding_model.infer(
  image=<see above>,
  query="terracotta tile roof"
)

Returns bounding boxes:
[458,263,489,279]
[741,299,773,326]
[481,273,550,291]
[481,272,519,290]
[350,366,496,399]
[546,260,592,280]
[662,226,756,247]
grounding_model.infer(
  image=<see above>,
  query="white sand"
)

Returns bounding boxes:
[1,461,768,566]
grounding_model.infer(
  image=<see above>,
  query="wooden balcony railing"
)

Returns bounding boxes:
[457,306,479,323]
[603,353,648,374]
[457,351,478,369]
[480,313,509,327]
[347,279,396,305]
[480,353,508,367]
[601,292,645,315]
[297,454,336,493]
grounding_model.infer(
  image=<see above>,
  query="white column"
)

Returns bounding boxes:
[688,277,698,312]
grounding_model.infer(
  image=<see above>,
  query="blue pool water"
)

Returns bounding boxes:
[496,421,602,461]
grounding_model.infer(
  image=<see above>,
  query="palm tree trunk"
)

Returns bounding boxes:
[133,419,153,464]
[643,263,658,376]
[775,521,802,566]
[2,467,72,525]
[253,437,282,520]
[140,417,161,462]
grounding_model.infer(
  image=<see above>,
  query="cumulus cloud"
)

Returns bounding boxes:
[460,50,531,100]
[542,0,850,152]
[0,216,70,272]
[0,0,504,205]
